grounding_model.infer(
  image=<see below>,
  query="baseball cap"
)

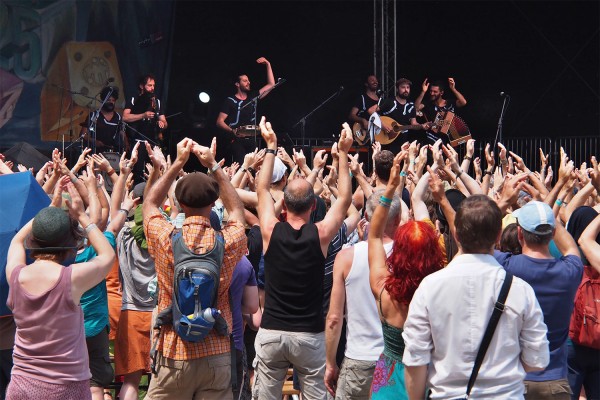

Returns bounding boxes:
[513,200,555,234]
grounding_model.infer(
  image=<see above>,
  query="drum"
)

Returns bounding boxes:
[101,152,120,192]
[235,125,260,138]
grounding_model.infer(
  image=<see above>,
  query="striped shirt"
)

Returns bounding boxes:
[144,209,246,360]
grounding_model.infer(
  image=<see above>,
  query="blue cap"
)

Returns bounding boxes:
[513,200,555,235]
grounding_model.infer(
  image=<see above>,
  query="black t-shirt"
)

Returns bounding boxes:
[380,99,417,126]
[83,111,121,151]
[422,99,457,123]
[125,93,162,138]
[352,94,379,120]
[220,91,260,129]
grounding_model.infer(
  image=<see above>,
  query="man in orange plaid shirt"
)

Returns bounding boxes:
[143,137,247,399]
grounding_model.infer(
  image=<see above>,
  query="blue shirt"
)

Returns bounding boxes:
[75,231,116,337]
[494,251,583,381]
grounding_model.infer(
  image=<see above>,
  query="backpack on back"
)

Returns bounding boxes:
[569,266,600,349]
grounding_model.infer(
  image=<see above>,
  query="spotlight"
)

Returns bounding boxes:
[198,92,210,103]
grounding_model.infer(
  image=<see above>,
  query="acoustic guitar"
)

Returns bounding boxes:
[352,122,370,146]
[373,116,423,145]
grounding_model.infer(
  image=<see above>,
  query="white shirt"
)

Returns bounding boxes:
[402,253,549,399]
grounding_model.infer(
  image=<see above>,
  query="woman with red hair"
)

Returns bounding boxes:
[368,151,445,399]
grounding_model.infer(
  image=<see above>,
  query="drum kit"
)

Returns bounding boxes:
[234,125,260,138]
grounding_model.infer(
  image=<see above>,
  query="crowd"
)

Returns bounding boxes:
[0,115,599,400]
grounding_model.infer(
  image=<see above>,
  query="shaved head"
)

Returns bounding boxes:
[283,179,315,214]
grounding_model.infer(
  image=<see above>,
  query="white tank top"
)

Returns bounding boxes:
[344,240,390,361]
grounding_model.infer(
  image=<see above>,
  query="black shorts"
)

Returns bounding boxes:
[86,327,114,387]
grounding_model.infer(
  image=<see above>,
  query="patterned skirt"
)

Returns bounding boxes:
[370,352,408,399]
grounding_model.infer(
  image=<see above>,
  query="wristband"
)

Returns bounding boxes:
[484,170,493,176]
[210,163,221,173]
[84,223,98,235]
[455,170,464,179]
[247,167,256,177]
[378,200,391,208]
[265,148,277,155]
[464,156,473,161]
[107,168,116,176]
[410,160,416,165]
[399,171,407,177]
[70,175,78,184]
[118,208,130,215]
[349,171,353,178]
[380,195,392,204]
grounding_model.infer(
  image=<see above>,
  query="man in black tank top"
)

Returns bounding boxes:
[251,117,354,400]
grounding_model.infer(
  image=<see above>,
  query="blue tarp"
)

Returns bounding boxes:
[0,172,50,316]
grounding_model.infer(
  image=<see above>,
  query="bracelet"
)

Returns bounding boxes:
[378,200,391,208]
[399,171,407,177]
[265,148,277,155]
[247,167,256,177]
[84,223,98,235]
[555,199,563,206]
[107,168,116,176]
[118,208,130,215]
[349,171,353,178]
[70,175,78,184]
[210,163,221,173]
[410,159,416,165]
[464,156,473,161]
[484,170,493,176]
[455,170,464,179]
[380,195,392,204]
[562,201,568,206]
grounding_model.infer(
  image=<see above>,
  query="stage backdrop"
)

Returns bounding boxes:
[0,0,175,151]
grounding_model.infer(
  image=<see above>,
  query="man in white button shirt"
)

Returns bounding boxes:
[402,194,550,400]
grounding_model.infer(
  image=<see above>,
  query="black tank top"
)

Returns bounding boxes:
[261,222,326,332]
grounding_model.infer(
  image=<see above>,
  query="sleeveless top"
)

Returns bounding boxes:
[261,222,326,332]
[344,241,385,361]
[378,287,405,361]
[7,264,91,383]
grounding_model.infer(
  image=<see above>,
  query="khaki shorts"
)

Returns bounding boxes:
[335,357,377,400]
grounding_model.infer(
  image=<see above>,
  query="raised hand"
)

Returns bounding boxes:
[484,143,495,169]
[91,153,112,172]
[337,122,353,153]
[448,77,456,90]
[539,148,549,169]
[313,149,328,170]
[175,138,193,164]
[258,116,277,148]
[466,139,475,158]
[422,78,430,93]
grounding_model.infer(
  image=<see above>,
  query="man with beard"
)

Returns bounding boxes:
[80,86,125,153]
[216,57,275,164]
[348,75,381,133]
[378,78,428,153]
[123,74,168,183]
[414,78,467,145]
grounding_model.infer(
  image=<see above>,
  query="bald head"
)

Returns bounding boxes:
[283,179,315,214]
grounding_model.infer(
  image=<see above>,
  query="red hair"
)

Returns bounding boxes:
[385,221,444,305]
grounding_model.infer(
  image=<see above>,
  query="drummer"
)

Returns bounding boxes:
[80,86,125,154]
[216,57,275,164]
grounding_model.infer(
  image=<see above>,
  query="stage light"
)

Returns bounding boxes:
[198,92,210,103]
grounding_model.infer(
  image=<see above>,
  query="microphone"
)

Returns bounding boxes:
[277,77,286,83]
[500,91,510,97]
[376,89,384,96]
[338,86,344,92]
[105,77,115,85]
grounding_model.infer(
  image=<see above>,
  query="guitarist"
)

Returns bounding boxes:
[348,75,381,138]
[414,78,467,144]
[378,78,429,153]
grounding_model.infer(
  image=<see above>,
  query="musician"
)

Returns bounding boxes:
[414,78,467,144]
[123,74,168,183]
[378,78,428,152]
[80,86,124,153]
[216,57,275,164]
[348,75,380,132]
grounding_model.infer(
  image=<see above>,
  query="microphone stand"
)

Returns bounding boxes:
[123,122,159,147]
[241,78,287,147]
[90,87,114,154]
[292,86,344,147]
[493,94,510,150]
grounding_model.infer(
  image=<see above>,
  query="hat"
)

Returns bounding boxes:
[271,157,287,184]
[132,182,146,203]
[437,189,466,225]
[175,172,219,208]
[513,200,555,234]
[25,207,77,252]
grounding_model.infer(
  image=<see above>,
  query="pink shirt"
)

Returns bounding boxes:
[8,264,91,383]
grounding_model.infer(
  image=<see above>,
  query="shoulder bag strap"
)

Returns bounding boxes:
[465,272,513,398]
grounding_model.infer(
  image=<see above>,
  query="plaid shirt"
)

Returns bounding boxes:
[144,208,246,360]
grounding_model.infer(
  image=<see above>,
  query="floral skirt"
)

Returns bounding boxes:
[370,352,408,399]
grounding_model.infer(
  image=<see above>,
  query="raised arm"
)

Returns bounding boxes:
[579,213,600,274]
[448,78,467,107]
[414,78,429,112]
[317,123,353,254]
[257,57,276,98]
[256,117,280,250]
